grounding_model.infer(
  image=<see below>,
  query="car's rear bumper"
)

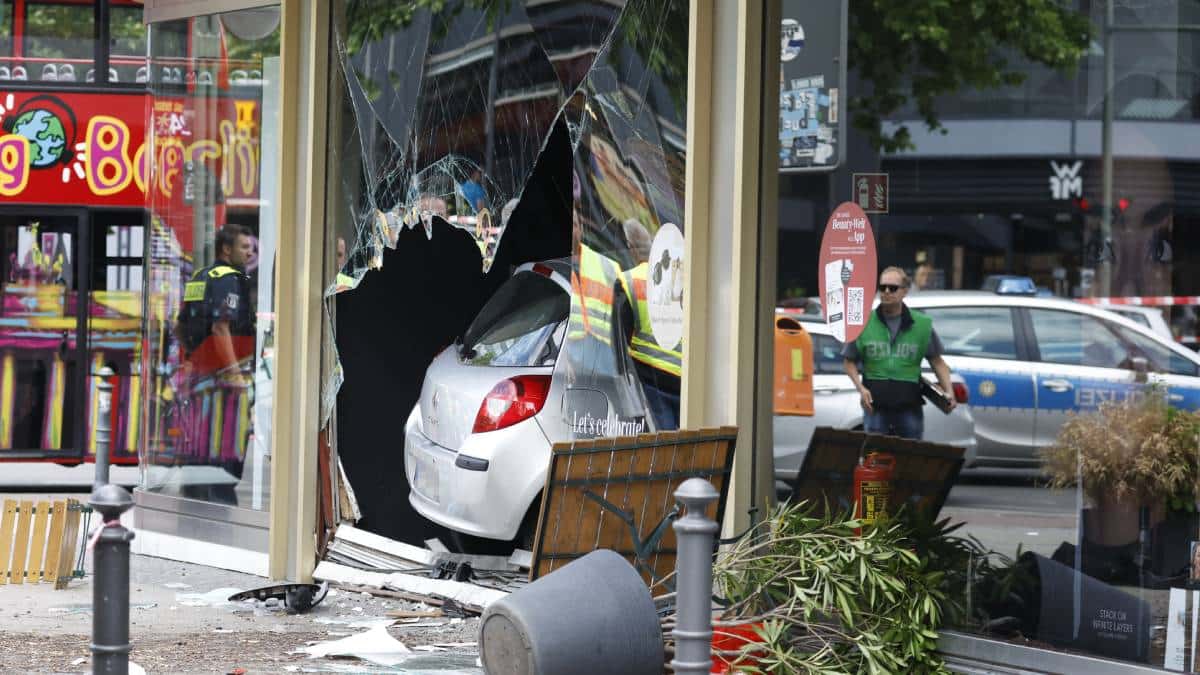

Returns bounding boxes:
[404,407,549,541]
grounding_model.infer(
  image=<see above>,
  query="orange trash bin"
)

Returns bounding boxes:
[774,315,814,416]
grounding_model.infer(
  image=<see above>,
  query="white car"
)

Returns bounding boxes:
[1092,304,1172,340]
[405,258,651,544]
[404,260,576,543]
[772,315,978,482]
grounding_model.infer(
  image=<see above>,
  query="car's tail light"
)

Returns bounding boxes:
[472,375,552,433]
[952,382,969,404]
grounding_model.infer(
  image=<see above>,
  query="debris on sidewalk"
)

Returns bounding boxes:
[327,524,529,574]
[294,624,412,667]
[314,561,506,615]
[227,581,330,613]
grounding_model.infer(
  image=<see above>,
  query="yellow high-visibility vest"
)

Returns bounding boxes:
[618,263,682,377]
[567,244,622,343]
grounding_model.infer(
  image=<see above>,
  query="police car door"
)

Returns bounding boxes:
[920,305,1035,465]
[1108,321,1200,412]
[1026,308,1140,451]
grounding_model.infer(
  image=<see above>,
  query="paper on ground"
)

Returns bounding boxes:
[295,625,412,667]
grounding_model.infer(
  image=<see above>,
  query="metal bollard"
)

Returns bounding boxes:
[94,366,115,489]
[670,478,720,674]
[90,481,135,674]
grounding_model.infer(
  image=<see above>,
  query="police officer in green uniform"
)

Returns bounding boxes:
[842,266,955,439]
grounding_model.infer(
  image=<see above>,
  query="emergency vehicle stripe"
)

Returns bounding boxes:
[0,352,13,447]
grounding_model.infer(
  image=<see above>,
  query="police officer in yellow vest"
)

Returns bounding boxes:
[174,224,255,502]
[842,266,954,440]
[616,219,681,430]
[179,224,255,375]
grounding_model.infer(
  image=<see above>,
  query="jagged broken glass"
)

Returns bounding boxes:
[327,0,688,437]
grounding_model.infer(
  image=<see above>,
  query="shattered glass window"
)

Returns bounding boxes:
[327,0,688,443]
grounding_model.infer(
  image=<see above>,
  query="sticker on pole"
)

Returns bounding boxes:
[818,202,876,343]
[647,222,685,350]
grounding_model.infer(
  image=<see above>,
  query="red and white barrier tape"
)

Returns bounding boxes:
[1078,296,1200,307]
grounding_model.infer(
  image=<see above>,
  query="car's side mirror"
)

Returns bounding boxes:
[1131,356,1149,383]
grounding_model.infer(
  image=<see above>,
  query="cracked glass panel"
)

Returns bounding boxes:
[329,0,686,432]
[329,1,688,545]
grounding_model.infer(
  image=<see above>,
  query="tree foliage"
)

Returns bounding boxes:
[336,0,1091,153]
[849,0,1091,152]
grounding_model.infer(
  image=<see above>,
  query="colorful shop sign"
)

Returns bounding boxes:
[0,90,261,213]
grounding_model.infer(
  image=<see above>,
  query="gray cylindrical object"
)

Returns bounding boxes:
[94,366,115,489]
[90,484,135,675]
[480,549,662,675]
[670,478,720,674]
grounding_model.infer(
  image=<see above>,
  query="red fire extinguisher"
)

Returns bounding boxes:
[853,452,895,533]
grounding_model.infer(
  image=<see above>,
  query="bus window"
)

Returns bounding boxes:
[110,3,147,84]
[23,1,95,83]
[0,2,12,59]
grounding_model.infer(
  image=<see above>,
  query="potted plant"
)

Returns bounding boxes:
[1038,389,1200,575]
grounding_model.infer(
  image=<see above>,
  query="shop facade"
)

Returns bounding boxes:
[133,0,1200,671]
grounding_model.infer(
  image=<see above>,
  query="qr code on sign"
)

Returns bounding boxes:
[847,287,864,325]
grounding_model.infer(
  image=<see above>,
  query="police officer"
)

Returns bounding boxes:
[176,224,255,502]
[842,266,954,440]
[180,224,254,377]
[616,219,681,430]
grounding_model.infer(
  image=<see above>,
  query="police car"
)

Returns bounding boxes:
[904,291,1200,468]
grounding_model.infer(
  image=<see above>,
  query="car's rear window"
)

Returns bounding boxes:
[812,334,847,373]
[921,306,1018,359]
[461,272,569,367]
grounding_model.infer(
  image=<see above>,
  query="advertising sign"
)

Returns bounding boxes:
[0,89,263,240]
[0,91,146,207]
[779,0,847,173]
[818,201,876,343]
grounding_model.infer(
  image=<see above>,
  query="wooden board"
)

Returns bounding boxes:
[788,427,965,520]
[54,500,82,590]
[26,502,49,583]
[10,500,32,584]
[42,501,66,586]
[0,499,16,586]
[530,426,737,587]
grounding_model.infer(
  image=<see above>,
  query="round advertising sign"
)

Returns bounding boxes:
[817,202,877,344]
[646,222,685,350]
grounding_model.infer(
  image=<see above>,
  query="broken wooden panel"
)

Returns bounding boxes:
[530,426,737,586]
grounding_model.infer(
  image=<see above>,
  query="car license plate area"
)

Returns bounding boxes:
[411,452,439,503]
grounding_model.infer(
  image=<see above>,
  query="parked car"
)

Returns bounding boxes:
[773,317,977,482]
[1092,304,1173,341]
[905,291,1200,468]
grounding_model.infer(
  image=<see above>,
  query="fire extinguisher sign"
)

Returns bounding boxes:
[818,201,877,343]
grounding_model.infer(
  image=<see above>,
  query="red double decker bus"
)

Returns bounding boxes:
[0,1,264,466]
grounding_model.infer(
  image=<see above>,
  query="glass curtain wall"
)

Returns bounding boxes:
[141,7,280,510]
[773,0,1200,670]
